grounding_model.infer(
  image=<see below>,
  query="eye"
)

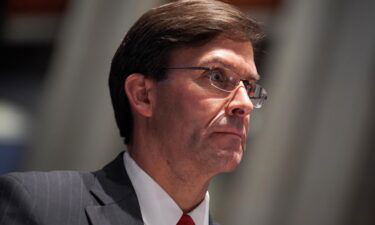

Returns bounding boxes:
[208,69,227,82]
[246,82,258,98]
[207,68,234,91]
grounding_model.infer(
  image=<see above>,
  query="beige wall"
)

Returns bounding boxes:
[25,0,162,171]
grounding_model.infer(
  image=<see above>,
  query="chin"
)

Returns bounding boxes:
[211,146,243,173]
[221,150,243,172]
[197,137,245,174]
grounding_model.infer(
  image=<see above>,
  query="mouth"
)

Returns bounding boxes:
[212,131,245,141]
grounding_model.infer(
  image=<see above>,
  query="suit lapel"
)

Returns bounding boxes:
[85,152,220,225]
[86,152,143,225]
[86,203,142,225]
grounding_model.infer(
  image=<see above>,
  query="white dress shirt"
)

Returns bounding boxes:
[124,152,210,225]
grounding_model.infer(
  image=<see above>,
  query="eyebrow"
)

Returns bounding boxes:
[201,57,260,81]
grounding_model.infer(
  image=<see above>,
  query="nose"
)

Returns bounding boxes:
[226,85,254,117]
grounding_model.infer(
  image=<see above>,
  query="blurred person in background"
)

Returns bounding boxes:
[0,0,266,224]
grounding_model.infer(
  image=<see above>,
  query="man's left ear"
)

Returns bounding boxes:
[124,73,155,118]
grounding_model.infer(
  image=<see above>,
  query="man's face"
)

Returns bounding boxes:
[149,35,259,177]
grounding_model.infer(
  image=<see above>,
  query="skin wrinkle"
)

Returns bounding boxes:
[196,95,248,172]
[205,85,251,151]
[199,56,260,81]
[128,35,257,212]
[156,37,253,174]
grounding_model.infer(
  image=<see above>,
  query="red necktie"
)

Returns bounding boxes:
[176,213,195,225]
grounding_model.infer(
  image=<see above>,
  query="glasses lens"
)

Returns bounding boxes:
[208,69,237,91]
[207,67,267,109]
[251,98,263,108]
[249,84,267,108]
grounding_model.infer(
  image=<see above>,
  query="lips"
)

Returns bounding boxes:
[212,129,245,141]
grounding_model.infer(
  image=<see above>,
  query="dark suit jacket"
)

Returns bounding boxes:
[0,152,218,225]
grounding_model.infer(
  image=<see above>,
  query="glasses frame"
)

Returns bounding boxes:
[164,66,268,108]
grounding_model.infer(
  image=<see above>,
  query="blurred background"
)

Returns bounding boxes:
[0,0,374,225]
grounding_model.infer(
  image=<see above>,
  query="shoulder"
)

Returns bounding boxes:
[0,171,96,225]
[0,170,96,204]
[1,170,95,197]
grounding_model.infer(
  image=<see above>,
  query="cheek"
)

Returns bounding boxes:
[153,81,227,140]
[161,85,212,123]
[152,86,199,134]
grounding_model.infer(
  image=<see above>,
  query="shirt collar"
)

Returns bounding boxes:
[124,151,210,225]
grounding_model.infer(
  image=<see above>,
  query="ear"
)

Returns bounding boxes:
[124,73,154,118]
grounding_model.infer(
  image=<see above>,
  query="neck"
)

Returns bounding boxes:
[128,134,211,212]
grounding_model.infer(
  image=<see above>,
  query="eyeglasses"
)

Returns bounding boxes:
[165,66,268,108]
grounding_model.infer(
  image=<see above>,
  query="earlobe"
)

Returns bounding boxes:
[124,74,153,117]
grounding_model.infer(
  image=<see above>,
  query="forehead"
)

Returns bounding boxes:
[168,35,259,80]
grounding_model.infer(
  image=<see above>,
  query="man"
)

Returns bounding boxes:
[0,0,267,224]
